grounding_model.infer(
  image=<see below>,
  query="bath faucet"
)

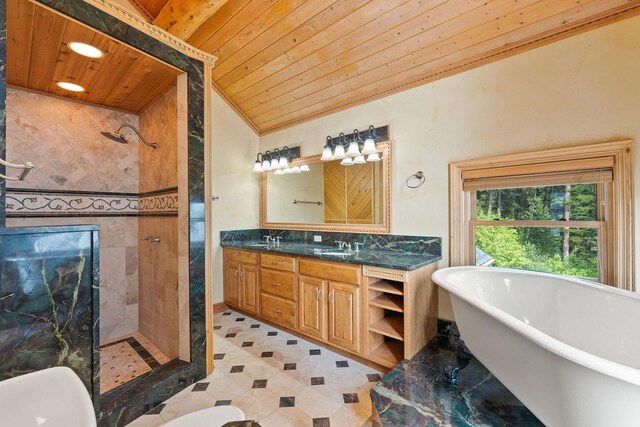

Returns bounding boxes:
[275,236,283,246]
[265,236,274,244]
[354,243,363,254]
[340,242,352,252]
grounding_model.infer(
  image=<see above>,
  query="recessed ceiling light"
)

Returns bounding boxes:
[68,42,104,58]
[57,82,85,92]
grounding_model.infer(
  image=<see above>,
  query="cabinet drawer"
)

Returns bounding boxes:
[261,253,296,272]
[299,258,361,284]
[261,269,296,301]
[261,294,296,329]
[225,248,259,265]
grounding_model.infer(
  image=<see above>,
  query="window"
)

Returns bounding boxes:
[450,141,634,290]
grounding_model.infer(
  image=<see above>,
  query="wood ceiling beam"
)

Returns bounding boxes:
[153,0,230,40]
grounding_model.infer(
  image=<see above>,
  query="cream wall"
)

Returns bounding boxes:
[266,166,324,223]
[260,16,640,320]
[211,91,261,303]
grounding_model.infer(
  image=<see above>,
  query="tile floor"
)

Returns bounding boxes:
[101,332,170,394]
[127,310,383,426]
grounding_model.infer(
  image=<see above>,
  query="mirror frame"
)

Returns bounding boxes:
[260,141,391,233]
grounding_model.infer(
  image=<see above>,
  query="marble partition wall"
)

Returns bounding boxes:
[0,226,100,399]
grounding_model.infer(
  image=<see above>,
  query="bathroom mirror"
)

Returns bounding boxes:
[261,142,391,233]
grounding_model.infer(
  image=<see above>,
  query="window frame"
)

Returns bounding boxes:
[449,141,634,290]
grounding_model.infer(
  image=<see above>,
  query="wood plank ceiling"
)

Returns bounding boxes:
[7,0,181,113]
[137,0,640,134]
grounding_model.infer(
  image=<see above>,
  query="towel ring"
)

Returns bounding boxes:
[406,171,425,189]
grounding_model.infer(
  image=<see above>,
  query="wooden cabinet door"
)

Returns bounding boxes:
[298,276,326,340]
[328,282,360,353]
[224,261,241,307]
[241,264,259,314]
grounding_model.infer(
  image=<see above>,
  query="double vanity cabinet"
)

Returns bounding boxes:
[222,246,439,368]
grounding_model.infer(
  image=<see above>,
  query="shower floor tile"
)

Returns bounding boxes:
[100,332,170,394]
[127,309,383,426]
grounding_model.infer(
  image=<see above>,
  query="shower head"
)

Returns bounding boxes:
[100,131,129,144]
[100,124,157,148]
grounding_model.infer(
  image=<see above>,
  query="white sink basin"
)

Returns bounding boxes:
[0,367,96,427]
[321,251,353,256]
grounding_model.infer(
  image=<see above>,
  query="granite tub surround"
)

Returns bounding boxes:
[370,335,543,426]
[0,225,100,399]
[220,229,441,271]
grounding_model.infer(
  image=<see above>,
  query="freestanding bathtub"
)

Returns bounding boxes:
[432,266,640,427]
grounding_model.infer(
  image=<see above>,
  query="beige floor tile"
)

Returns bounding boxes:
[125,414,166,427]
[204,373,254,401]
[231,388,280,421]
[295,387,344,419]
[260,407,312,427]
[160,391,217,423]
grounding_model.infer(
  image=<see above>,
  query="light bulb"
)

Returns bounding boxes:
[300,165,310,172]
[340,157,353,166]
[321,146,333,161]
[68,42,104,58]
[366,153,381,162]
[270,157,279,169]
[252,161,262,173]
[353,155,366,164]
[279,156,289,169]
[361,138,377,155]
[292,166,301,173]
[262,160,272,171]
[346,141,361,157]
[333,144,346,159]
[57,82,85,92]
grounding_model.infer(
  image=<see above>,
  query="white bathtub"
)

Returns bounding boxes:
[432,266,640,427]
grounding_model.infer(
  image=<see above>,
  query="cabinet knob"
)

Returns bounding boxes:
[240,271,245,278]
[272,282,280,287]
[272,308,281,314]
[234,271,238,279]
[316,288,322,301]
[328,290,334,304]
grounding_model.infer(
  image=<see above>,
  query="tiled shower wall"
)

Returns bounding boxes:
[5,87,140,341]
[138,85,180,360]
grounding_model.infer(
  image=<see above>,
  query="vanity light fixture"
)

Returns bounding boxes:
[300,164,311,172]
[292,166,301,173]
[321,126,384,165]
[283,167,293,174]
[252,146,306,173]
[353,155,366,164]
[321,136,334,161]
[340,157,354,166]
[361,125,379,155]
[57,81,85,92]
[367,152,382,162]
[68,41,104,59]
[346,129,362,157]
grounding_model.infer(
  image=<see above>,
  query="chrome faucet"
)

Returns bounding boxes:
[354,242,363,254]
[339,241,352,252]
[275,236,283,246]
[265,236,274,244]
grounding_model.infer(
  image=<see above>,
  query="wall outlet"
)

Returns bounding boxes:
[313,235,322,243]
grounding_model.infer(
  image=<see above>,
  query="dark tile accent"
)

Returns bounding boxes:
[309,349,321,356]
[287,340,297,345]
[214,354,225,360]
[343,393,360,404]
[236,318,245,322]
[225,333,237,338]
[336,361,349,368]
[213,326,222,330]
[230,365,245,373]
[261,352,273,358]
[215,400,232,406]
[250,324,260,329]
[192,382,209,392]
[279,396,295,408]
[223,312,232,316]
[284,363,296,371]
[313,418,331,427]
[252,379,267,389]
[146,404,165,415]
[267,331,278,336]
[242,342,254,347]
[311,377,325,386]
[367,374,382,382]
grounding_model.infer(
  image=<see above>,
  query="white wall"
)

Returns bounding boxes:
[260,16,640,319]
[266,165,324,223]
[211,91,261,303]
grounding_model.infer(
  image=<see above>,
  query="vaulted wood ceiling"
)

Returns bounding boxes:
[134,0,640,134]
[8,0,181,113]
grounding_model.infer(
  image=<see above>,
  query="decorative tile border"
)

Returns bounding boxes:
[6,188,178,217]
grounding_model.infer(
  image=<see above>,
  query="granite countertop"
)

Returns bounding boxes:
[220,241,441,271]
[370,336,543,426]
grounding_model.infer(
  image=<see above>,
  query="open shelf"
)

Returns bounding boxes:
[369,314,404,341]
[369,294,404,313]
[369,338,404,364]
[368,280,404,296]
